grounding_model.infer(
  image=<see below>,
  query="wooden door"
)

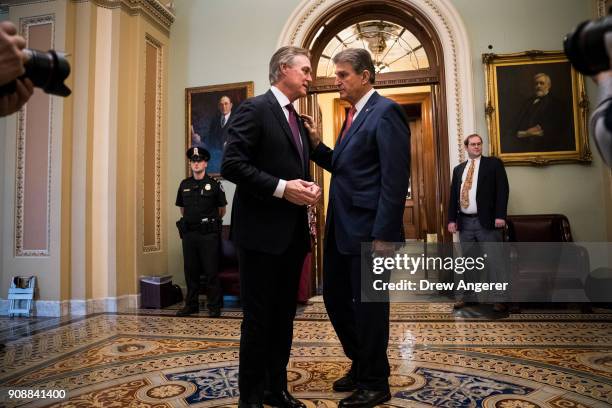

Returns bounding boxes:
[403,119,421,239]
[394,93,436,241]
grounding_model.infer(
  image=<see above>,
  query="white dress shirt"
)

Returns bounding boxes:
[352,87,376,120]
[221,113,231,127]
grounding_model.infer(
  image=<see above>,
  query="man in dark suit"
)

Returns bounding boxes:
[221,46,320,408]
[208,95,232,150]
[447,134,509,311]
[204,95,233,173]
[303,48,410,408]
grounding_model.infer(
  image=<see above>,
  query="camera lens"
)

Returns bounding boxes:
[23,49,71,97]
[564,15,612,76]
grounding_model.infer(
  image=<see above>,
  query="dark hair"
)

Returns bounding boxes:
[332,48,376,84]
[464,134,483,146]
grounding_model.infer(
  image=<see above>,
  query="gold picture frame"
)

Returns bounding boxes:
[185,81,254,176]
[483,50,591,166]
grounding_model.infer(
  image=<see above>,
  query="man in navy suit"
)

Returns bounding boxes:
[222,46,320,408]
[303,48,410,408]
[205,95,233,173]
[447,134,509,311]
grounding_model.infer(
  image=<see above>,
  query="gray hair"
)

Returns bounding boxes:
[269,46,310,85]
[332,48,376,84]
[534,72,551,87]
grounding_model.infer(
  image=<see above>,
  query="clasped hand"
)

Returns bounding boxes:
[283,179,321,206]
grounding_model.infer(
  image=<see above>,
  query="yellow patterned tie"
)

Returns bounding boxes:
[460,159,475,209]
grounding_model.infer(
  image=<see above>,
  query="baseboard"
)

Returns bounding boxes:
[0,294,140,317]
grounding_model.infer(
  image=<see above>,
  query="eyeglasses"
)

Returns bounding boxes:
[468,142,482,147]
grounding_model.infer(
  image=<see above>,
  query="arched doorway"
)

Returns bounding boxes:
[292,0,460,294]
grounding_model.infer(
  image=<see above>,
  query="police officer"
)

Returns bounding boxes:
[176,146,227,317]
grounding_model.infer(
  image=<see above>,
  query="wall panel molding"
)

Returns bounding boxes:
[142,34,162,253]
[15,14,55,257]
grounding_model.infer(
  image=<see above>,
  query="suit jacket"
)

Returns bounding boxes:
[447,155,509,230]
[221,90,311,254]
[207,113,231,150]
[311,92,410,255]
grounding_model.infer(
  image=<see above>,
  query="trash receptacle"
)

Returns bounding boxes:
[140,275,174,308]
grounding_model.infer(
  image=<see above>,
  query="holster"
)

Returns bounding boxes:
[176,218,187,239]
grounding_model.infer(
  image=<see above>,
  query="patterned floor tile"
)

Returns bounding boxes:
[0,301,610,408]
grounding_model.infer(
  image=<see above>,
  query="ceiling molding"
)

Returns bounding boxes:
[2,0,175,31]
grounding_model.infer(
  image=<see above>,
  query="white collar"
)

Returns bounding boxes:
[270,86,291,109]
[353,88,376,116]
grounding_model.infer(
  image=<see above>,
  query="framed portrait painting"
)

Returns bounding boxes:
[185,81,254,175]
[483,50,591,166]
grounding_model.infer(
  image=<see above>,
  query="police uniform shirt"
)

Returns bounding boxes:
[176,174,227,223]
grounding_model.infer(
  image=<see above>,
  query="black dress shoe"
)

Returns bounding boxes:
[492,303,508,313]
[208,309,221,318]
[263,390,305,408]
[333,374,357,392]
[238,400,263,408]
[175,306,198,316]
[338,389,391,408]
[453,300,466,309]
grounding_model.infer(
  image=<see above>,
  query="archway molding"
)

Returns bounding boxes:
[278,0,476,165]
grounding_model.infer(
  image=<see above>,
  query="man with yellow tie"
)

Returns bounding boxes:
[447,134,509,311]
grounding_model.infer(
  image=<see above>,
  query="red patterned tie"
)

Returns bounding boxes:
[340,106,357,142]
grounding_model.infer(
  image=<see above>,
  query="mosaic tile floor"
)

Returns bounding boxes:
[0,300,611,407]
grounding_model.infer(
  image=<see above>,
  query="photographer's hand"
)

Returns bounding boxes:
[0,21,26,86]
[0,78,33,116]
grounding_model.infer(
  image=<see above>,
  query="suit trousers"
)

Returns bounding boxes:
[237,226,308,403]
[322,224,390,392]
[181,231,221,311]
[457,215,506,302]
[458,215,502,243]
